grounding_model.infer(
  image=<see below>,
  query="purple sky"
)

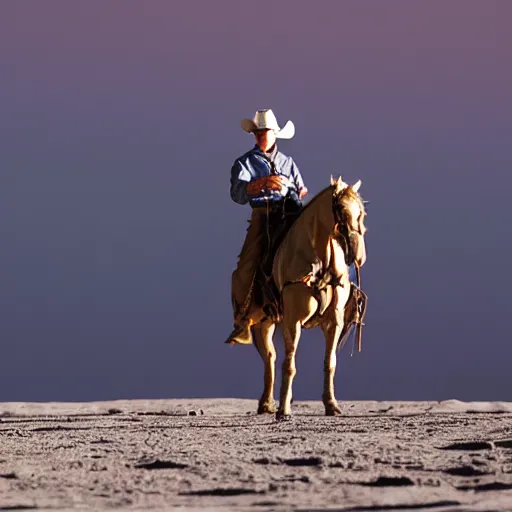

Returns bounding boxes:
[1,1,511,402]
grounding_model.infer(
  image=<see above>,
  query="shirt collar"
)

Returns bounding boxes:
[252,144,278,160]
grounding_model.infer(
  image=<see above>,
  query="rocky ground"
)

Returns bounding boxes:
[1,399,512,511]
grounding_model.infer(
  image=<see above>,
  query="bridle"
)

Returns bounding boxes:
[332,187,368,353]
[331,190,362,266]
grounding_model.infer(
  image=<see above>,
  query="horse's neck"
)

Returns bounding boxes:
[303,187,349,278]
[290,187,336,266]
[305,187,335,238]
[273,186,340,291]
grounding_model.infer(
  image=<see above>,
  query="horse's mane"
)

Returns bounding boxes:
[339,186,366,211]
[297,184,333,217]
[296,183,365,219]
[276,185,334,252]
[279,185,332,238]
[289,182,365,229]
[277,182,366,259]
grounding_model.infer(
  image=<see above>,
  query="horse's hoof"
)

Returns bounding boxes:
[325,403,342,416]
[276,410,292,422]
[257,401,277,414]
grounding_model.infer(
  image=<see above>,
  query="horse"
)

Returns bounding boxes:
[248,176,368,419]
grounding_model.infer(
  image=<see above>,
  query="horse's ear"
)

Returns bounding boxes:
[336,176,348,193]
[352,179,362,192]
[330,175,336,186]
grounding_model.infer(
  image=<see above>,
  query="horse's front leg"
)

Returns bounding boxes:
[277,284,316,420]
[321,287,346,416]
[253,320,277,414]
[277,318,301,420]
[321,319,343,416]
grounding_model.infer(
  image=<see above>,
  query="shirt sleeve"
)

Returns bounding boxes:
[290,158,306,191]
[230,160,251,205]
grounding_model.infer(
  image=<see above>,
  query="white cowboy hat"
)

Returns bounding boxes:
[240,109,295,139]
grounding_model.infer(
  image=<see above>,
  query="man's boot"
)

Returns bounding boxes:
[225,319,253,345]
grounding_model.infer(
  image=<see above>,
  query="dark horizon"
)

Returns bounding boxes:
[1,0,511,403]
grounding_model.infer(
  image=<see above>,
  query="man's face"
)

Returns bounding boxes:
[254,129,276,150]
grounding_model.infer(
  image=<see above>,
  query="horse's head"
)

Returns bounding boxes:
[330,176,367,267]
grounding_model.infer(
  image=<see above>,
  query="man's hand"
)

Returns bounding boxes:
[247,177,268,196]
[247,175,291,196]
[299,187,308,199]
[265,175,292,192]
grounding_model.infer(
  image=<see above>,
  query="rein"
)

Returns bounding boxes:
[353,262,366,353]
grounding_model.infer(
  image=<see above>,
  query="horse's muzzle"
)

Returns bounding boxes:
[349,232,366,267]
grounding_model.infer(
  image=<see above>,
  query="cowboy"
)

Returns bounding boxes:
[226,109,308,345]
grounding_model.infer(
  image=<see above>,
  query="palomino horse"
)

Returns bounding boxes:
[251,176,368,419]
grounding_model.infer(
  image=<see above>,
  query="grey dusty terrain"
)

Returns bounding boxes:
[1,399,512,511]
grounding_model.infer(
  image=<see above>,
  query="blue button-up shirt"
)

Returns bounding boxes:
[230,145,306,207]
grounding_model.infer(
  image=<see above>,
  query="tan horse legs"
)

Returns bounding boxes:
[252,321,277,414]
[277,319,301,419]
[276,284,317,420]
[321,321,343,416]
[272,283,346,419]
[321,286,349,416]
